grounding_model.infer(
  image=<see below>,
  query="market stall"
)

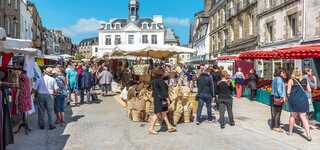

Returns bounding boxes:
[0,29,41,149]
[239,44,320,121]
[117,45,197,124]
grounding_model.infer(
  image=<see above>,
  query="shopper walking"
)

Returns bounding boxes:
[270,69,286,133]
[196,67,215,125]
[66,64,79,106]
[149,67,176,135]
[247,69,258,100]
[79,66,94,103]
[234,68,245,98]
[53,68,67,124]
[216,71,235,129]
[303,68,317,116]
[287,68,312,141]
[33,68,57,130]
[98,67,113,96]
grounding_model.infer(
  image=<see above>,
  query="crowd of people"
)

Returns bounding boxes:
[139,63,316,142]
[30,59,317,142]
[32,62,114,130]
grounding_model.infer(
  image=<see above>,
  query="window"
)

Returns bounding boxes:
[106,24,111,30]
[267,0,274,8]
[115,35,121,45]
[105,35,111,45]
[95,47,98,52]
[152,24,157,30]
[115,24,121,30]
[248,14,253,35]
[239,19,243,39]
[151,35,157,44]
[128,35,134,44]
[142,23,148,29]
[142,35,148,44]
[230,25,234,42]
[288,13,298,38]
[266,22,274,42]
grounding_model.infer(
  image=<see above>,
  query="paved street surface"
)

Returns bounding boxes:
[7,95,320,150]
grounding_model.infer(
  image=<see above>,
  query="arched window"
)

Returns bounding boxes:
[142,23,148,29]
[221,9,225,24]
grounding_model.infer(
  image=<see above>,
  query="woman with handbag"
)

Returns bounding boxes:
[234,68,245,98]
[270,69,286,133]
[148,67,177,135]
[287,68,312,141]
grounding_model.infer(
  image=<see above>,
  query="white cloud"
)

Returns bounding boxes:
[61,18,106,37]
[164,17,190,26]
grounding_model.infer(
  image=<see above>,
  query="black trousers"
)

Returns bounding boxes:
[80,88,91,103]
[270,98,283,129]
[250,89,256,100]
[219,101,234,125]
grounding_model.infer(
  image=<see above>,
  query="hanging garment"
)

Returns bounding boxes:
[3,89,14,148]
[1,53,13,70]
[0,91,4,150]
[18,73,32,113]
[23,55,35,79]
[11,88,17,116]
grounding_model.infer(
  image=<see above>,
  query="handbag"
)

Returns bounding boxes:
[273,77,284,106]
[273,97,284,106]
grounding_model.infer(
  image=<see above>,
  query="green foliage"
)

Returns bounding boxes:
[75,52,84,60]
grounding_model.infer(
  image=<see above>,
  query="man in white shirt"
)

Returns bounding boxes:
[33,67,58,130]
[98,67,113,96]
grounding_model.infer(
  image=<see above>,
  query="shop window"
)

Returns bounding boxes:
[266,22,274,42]
[105,35,111,45]
[142,35,148,44]
[288,13,298,38]
[115,35,121,45]
[151,35,157,44]
[128,35,134,44]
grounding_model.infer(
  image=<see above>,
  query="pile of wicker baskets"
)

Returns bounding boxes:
[126,83,196,124]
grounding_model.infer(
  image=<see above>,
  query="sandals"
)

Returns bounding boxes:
[168,127,177,133]
[148,129,158,135]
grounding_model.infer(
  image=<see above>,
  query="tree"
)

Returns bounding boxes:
[75,52,84,60]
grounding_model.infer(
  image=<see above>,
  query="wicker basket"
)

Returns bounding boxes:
[173,111,182,125]
[131,110,141,122]
[184,110,192,123]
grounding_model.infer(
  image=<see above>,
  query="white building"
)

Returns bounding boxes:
[97,0,179,57]
[189,10,210,63]
[20,0,33,40]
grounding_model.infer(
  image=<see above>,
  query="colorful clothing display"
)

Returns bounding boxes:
[18,73,32,113]
[1,89,14,150]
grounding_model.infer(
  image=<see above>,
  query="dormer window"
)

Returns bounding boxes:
[152,23,157,30]
[142,23,148,29]
[106,24,111,30]
[115,23,121,30]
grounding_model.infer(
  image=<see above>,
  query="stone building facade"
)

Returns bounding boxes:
[226,0,258,53]
[0,0,33,39]
[27,1,44,50]
[79,37,98,59]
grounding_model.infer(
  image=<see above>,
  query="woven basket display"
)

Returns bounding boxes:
[131,110,141,122]
[173,111,182,125]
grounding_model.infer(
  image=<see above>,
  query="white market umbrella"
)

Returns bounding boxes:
[128,45,196,59]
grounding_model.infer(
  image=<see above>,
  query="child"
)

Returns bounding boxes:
[216,71,235,129]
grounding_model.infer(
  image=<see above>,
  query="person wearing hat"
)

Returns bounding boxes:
[33,67,58,130]
[149,67,177,135]
[53,67,67,124]
[196,67,215,125]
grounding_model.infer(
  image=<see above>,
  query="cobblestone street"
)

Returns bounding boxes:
[6,95,320,150]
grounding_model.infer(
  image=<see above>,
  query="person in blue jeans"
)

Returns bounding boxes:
[196,67,214,125]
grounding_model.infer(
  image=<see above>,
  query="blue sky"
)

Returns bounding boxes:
[31,0,203,45]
